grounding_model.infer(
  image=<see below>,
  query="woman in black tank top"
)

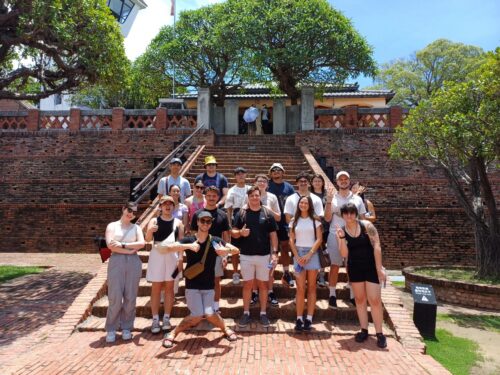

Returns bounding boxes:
[334,203,388,349]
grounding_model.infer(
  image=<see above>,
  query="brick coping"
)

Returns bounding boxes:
[403,265,500,310]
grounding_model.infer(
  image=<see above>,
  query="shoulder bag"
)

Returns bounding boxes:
[184,235,212,279]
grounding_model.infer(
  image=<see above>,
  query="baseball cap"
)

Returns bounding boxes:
[234,166,247,174]
[197,210,213,220]
[269,163,285,173]
[170,158,182,165]
[159,195,175,205]
[336,171,350,179]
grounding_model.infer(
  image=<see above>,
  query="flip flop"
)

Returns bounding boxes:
[225,329,238,342]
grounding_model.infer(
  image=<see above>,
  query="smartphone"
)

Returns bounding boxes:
[171,268,180,279]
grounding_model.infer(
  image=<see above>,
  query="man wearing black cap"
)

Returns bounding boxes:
[157,157,191,203]
[225,166,251,285]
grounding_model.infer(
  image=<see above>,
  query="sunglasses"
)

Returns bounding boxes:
[126,207,137,214]
[199,219,213,225]
[195,185,204,190]
[271,168,282,172]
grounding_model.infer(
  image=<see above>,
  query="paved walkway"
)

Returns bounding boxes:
[0,254,449,374]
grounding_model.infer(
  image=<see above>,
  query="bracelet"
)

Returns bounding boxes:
[339,236,346,239]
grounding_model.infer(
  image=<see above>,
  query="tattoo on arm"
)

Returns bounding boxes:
[366,222,380,248]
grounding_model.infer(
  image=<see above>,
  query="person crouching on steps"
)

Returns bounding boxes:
[161,210,239,348]
[104,202,145,343]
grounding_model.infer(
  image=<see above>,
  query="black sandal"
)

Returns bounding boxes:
[355,329,369,343]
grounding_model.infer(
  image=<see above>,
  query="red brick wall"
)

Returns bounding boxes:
[0,129,213,253]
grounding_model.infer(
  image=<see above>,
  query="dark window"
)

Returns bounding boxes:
[107,0,135,24]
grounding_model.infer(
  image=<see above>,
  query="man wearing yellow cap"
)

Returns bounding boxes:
[194,155,229,208]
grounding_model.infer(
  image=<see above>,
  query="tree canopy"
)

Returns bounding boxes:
[371,39,484,107]
[226,0,376,104]
[0,0,128,101]
[389,49,500,278]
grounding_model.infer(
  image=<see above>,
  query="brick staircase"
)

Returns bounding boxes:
[82,134,361,331]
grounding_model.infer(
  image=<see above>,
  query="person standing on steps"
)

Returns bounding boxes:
[169,184,189,233]
[335,202,387,348]
[157,158,191,203]
[195,155,229,207]
[161,210,239,348]
[289,195,323,332]
[224,167,251,286]
[267,163,296,288]
[191,187,231,313]
[284,172,324,222]
[185,180,206,231]
[324,171,366,308]
[261,104,270,134]
[145,195,184,334]
[104,202,145,343]
[232,186,279,328]
[310,173,329,287]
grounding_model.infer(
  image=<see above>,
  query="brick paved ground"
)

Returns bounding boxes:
[0,253,449,374]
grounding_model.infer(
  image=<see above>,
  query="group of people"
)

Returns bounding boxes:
[104,155,387,349]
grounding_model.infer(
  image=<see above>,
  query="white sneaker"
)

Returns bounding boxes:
[162,316,172,331]
[151,318,161,334]
[232,273,241,285]
[105,331,116,343]
[122,330,133,340]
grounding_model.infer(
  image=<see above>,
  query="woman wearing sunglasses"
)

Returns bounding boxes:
[185,180,206,231]
[104,202,145,343]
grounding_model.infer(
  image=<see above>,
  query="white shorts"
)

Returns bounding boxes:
[146,244,179,282]
[240,254,270,282]
[214,256,224,278]
[326,232,344,266]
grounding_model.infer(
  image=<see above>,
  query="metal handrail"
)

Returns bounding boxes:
[131,123,205,205]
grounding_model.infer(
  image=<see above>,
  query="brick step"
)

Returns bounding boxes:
[189,158,308,165]
[92,295,359,320]
[137,278,351,299]
[78,316,392,335]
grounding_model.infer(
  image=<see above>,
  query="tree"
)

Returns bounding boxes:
[371,39,484,107]
[0,0,128,101]
[389,49,500,279]
[226,0,376,104]
[139,4,250,106]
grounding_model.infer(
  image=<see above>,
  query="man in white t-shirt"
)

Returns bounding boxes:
[157,158,191,203]
[324,170,366,308]
[225,166,251,285]
[284,172,324,222]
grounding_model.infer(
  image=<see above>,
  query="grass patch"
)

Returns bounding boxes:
[424,328,481,375]
[438,313,500,333]
[0,265,44,283]
[414,268,500,285]
[391,280,405,288]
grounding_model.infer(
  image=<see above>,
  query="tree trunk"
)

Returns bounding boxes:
[475,224,500,279]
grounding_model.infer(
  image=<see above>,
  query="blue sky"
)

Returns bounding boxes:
[125,0,499,88]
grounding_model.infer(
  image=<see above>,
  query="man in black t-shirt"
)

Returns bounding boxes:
[232,186,278,328]
[161,210,239,348]
[191,186,231,312]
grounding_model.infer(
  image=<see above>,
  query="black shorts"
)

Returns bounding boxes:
[277,228,289,242]
[347,262,379,284]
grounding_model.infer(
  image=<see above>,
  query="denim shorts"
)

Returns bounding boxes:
[293,246,321,271]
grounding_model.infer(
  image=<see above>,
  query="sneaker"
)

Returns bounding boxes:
[350,298,356,306]
[328,296,337,309]
[238,313,251,328]
[260,314,270,328]
[162,315,172,331]
[376,333,387,348]
[355,329,369,343]
[122,330,133,341]
[105,331,116,343]
[303,318,312,331]
[250,291,259,305]
[294,319,303,332]
[281,271,295,287]
[317,273,327,287]
[268,292,278,306]
[151,318,161,334]
[232,273,241,285]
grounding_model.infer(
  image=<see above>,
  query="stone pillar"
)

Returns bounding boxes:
[26,109,39,131]
[389,106,403,127]
[156,107,167,129]
[344,105,358,128]
[111,107,125,130]
[300,86,315,130]
[197,88,211,129]
[69,108,81,131]
[273,99,286,135]
[224,99,239,134]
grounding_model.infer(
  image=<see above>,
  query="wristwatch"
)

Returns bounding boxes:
[121,243,126,248]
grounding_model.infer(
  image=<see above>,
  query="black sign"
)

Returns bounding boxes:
[411,283,437,305]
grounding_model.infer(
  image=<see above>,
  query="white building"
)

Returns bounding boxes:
[40,0,147,110]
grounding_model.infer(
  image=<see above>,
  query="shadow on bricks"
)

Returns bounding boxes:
[0,269,93,347]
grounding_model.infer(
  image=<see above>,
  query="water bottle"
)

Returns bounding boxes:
[267,261,274,270]
[294,262,303,273]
